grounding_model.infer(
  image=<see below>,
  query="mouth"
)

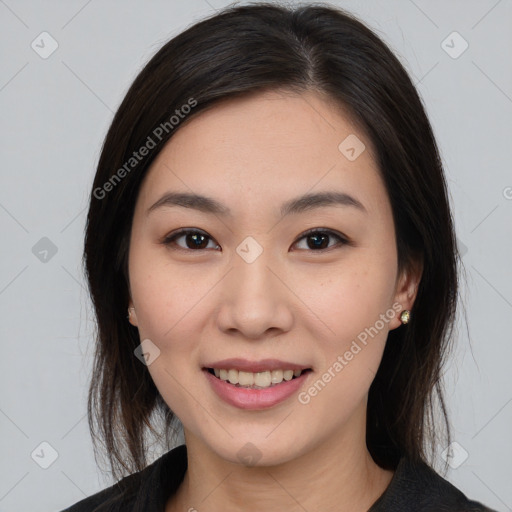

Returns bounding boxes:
[204,367,313,390]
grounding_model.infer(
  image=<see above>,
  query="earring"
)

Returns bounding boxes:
[400,310,410,325]
[127,307,135,320]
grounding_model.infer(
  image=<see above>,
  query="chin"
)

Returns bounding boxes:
[196,429,310,468]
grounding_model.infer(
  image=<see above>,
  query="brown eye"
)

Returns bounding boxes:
[163,229,219,251]
[293,229,348,251]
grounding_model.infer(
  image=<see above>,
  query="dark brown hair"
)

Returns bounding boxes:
[84,1,458,484]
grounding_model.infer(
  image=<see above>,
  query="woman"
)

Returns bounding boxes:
[61,3,497,511]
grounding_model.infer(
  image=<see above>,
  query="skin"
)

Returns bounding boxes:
[127,89,422,511]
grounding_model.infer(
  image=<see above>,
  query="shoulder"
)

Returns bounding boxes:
[58,444,187,512]
[369,456,498,512]
[58,471,141,512]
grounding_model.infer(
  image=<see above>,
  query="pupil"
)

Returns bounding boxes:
[188,233,207,249]
[309,233,328,249]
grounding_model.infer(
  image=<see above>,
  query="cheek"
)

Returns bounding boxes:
[128,245,212,352]
[295,264,394,418]
[295,251,397,409]
[128,253,211,417]
[300,256,396,342]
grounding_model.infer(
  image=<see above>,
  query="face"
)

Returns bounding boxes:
[127,89,420,466]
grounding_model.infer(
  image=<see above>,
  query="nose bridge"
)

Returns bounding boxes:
[215,239,292,337]
[234,244,273,297]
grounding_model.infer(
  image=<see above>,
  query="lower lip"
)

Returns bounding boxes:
[203,369,311,410]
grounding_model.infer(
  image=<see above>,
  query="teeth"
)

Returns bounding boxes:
[271,370,284,384]
[254,371,271,387]
[238,371,254,386]
[283,370,294,381]
[228,369,239,384]
[211,368,306,388]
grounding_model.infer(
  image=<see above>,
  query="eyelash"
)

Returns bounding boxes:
[161,228,349,253]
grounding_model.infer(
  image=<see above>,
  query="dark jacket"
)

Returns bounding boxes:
[60,444,497,511]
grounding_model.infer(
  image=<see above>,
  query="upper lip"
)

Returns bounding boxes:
[203,358,312,373]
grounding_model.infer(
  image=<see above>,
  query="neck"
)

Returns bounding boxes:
[166,411,394,511]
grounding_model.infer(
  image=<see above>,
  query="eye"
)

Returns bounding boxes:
[162,228,220,251]
[292,228,348,251]
[162,228,348,252]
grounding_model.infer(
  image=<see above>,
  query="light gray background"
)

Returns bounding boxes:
[1,1,511,511]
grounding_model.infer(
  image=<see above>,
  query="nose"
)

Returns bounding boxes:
[215,249,294,340]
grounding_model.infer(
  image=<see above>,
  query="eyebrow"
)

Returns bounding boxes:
[146,190,367,217]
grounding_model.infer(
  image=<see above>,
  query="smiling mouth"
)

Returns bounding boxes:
[205,367,313,389]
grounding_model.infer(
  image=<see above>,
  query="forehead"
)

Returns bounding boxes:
[136,89,386,219]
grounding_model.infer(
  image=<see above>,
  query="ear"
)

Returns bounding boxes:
[389,258,423,330]
[127,299,139,327]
